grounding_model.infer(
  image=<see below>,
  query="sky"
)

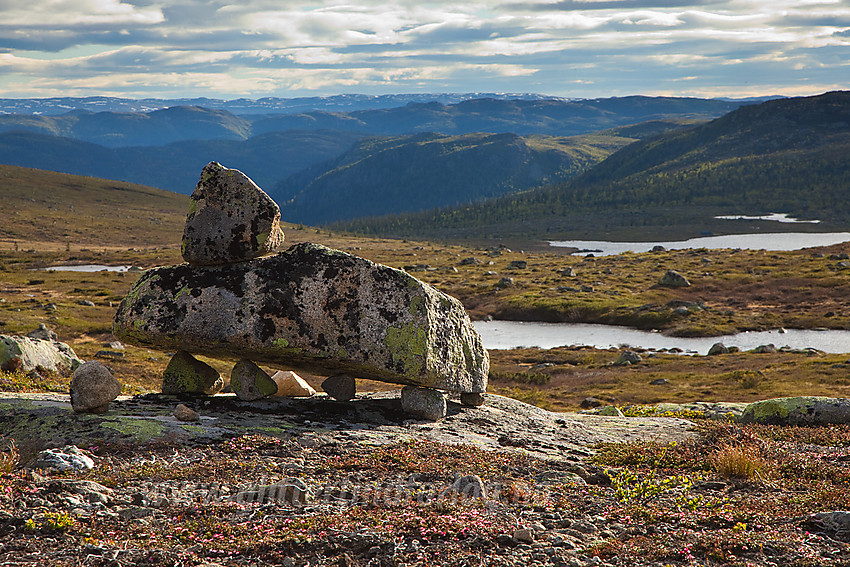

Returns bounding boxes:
[0,0,847,100]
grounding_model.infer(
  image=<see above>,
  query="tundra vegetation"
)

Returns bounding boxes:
[2,166,850,564]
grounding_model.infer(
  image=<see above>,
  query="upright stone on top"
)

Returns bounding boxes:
[182,162,285,266]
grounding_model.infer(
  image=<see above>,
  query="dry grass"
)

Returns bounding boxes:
[712,444,769,480]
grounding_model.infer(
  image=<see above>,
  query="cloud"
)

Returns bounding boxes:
[0,0,846,98]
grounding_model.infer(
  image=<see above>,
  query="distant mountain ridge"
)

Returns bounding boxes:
[0,93,563,116]
[0,96,746,147]
[337,91,850,239]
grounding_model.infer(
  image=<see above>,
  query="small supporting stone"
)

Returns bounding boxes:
[231,359,278,401]
[271,370,316,397]
[70,361,122,413]
[460,392,485,407]
[162,351,223,395]
[401,386,447,420]
[322,374,356,401]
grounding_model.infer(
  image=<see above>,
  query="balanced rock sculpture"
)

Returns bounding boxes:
[114,242,489,394]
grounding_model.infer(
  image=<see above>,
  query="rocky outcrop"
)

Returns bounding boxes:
[114,242,489,394]
[0,335,82,375]
[182,162,284,266]
[741,396,850,425]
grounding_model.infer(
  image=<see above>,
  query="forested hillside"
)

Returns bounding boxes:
[274,130,643,225]
[337,92,850,239]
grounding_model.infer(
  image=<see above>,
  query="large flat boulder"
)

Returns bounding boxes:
[114,243,488,393]
[741,396,850,426]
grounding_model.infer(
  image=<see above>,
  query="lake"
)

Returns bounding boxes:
[473,320,850,354]
[549,232,850,256]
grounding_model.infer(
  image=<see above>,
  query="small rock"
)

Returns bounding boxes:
[322,374,356,401]
[28,446,94,472]
[26,323,58,342]
[70,361,122,413]
[182,162,284,266]
[580,397,602,409]
[508,260,528,269]
[650,378,669,386]
[707,342,729,356]
[162,351,224,395]
[231,359,278,401]
[459,257,480,266]
[751,344,778,354]
[495,277,515,288]
[271,370,316,397]
[597,405,624,417]
[78,300,96,307]
[94,350,125,358]
[514,528,535,543]
[613,351,642,366]
[104,341,125,350]
[401,386,447,420]
[173,403,200,422]
[558,267,576,277]
[446,474,487,499]
[460,392,485,407]
[658,270,691,287]
[651,245,667,252]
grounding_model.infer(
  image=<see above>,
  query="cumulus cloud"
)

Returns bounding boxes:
[0,0,846,98]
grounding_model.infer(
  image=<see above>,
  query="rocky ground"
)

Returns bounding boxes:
[1,392,850,566]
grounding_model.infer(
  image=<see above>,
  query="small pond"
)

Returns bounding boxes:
[41,265,137,272]
[473,320,850,355]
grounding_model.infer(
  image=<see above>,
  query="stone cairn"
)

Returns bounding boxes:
[114,162,489,419]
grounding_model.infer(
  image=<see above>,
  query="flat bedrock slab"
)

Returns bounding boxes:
[114,242,489,393]
[182,161,284,266]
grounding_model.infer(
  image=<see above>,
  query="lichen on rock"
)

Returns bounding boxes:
[114,242,488,393]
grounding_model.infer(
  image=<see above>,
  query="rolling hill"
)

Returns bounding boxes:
[273,122,697,225]
[337,91,850,240]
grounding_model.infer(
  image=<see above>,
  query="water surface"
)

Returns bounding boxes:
[474,320,850,354]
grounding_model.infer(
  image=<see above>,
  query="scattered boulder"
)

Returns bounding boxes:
[651,245,667,252]
[741,396,850,426]
[173,403,200,422]
[272,370,316,397]
[751,344,778,354]
[707,342,729,356]
[27,445,94,472]
[70,361,122,413]
[78,300,96,307]
[322,374,356,401]
[513,528,535,543]
[558,267,576,277]
[114,243,489,394]
[495,277,515,289]
[580,397,602,409]
[508,260,527,270]
[181,162,284,266]
[231,359,277,401]
[401,386,447,420]
[0,334,82,374]
[161,351,224,395]
[658,270,691,287]
[614,351,642,366]
[459,257,480,266]
[26,323,58,342]
[649,378,669,386]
